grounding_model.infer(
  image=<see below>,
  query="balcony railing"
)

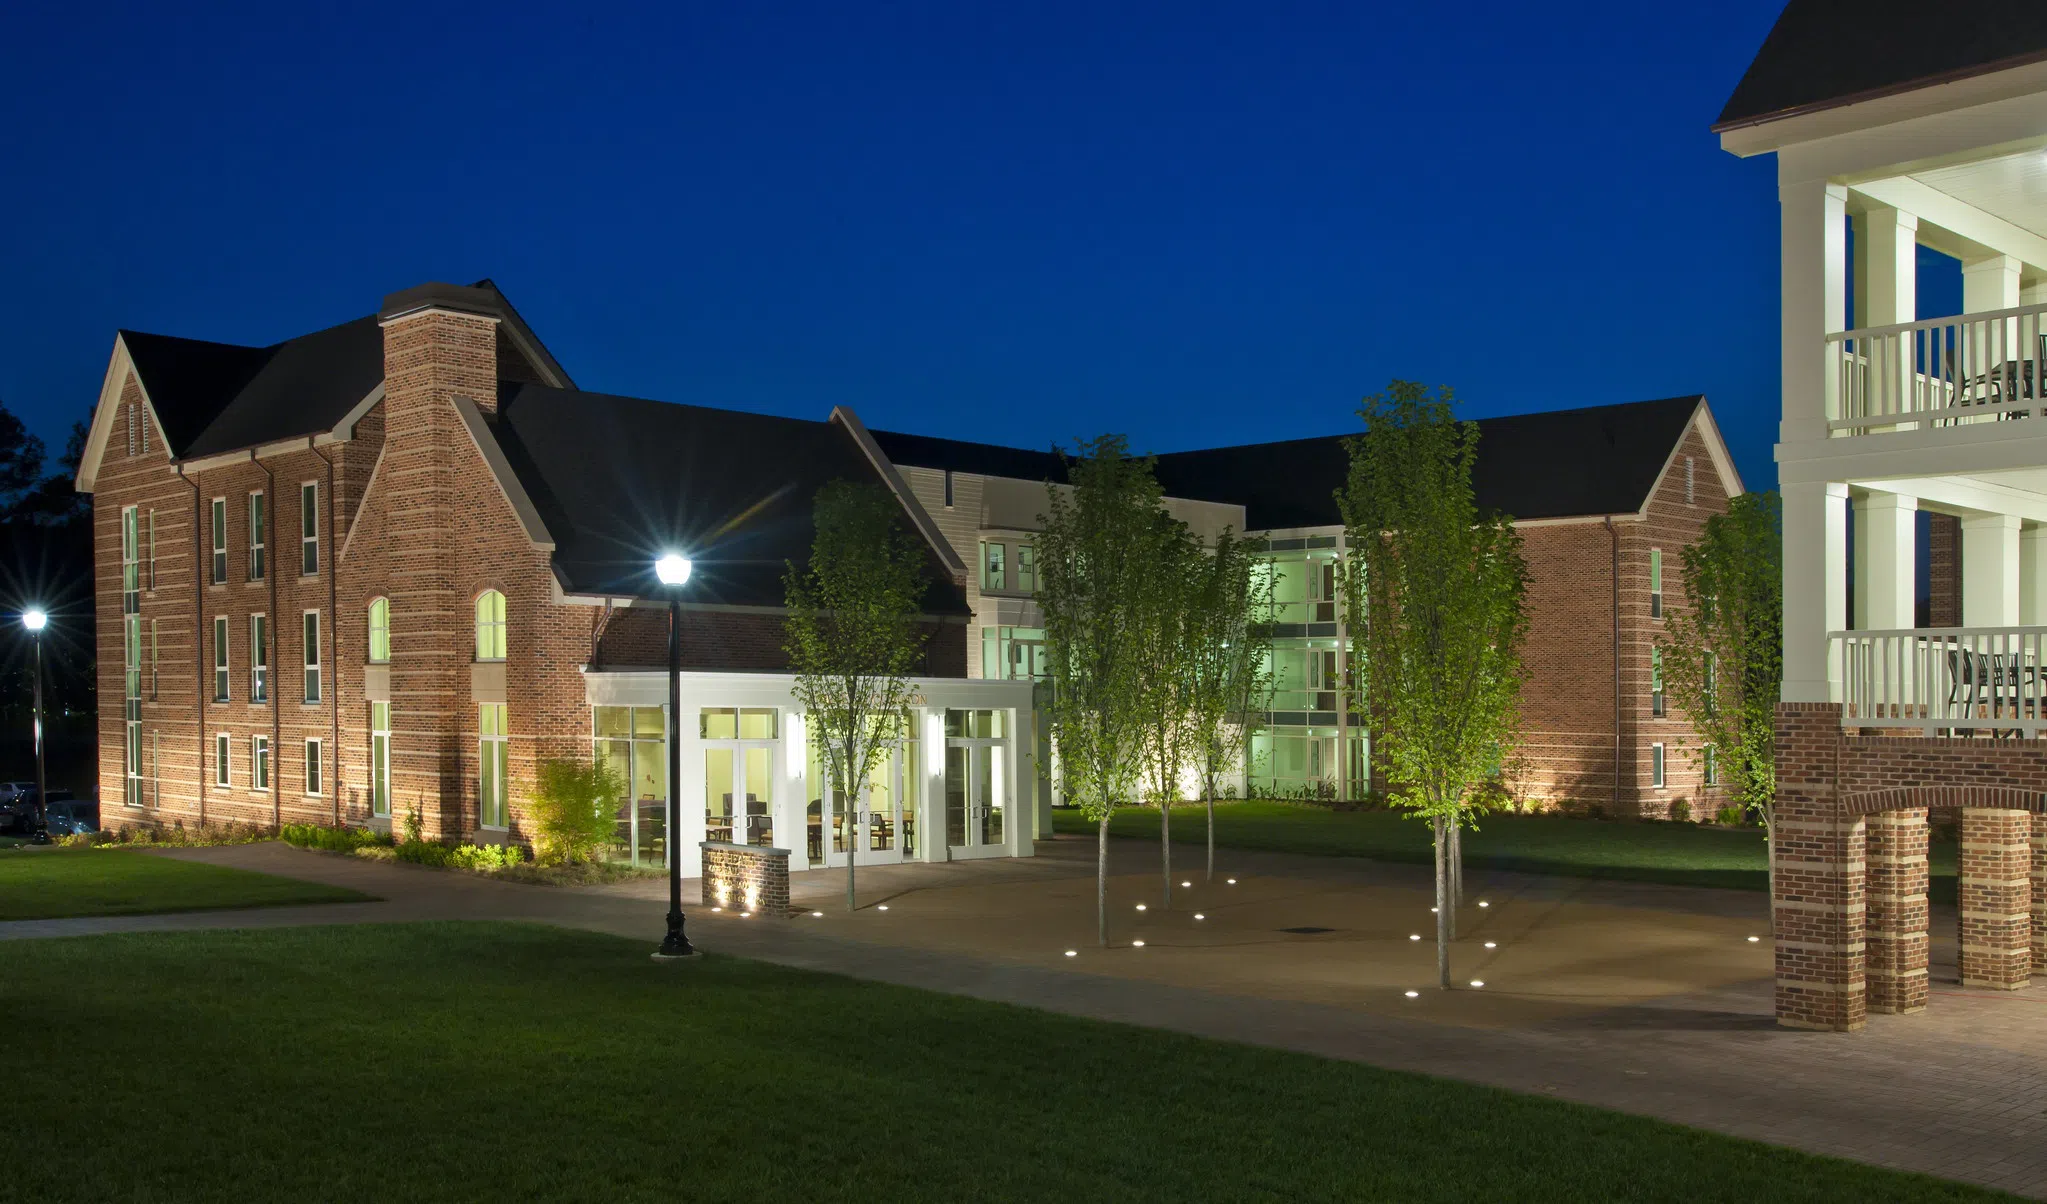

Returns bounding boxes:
[1826,302,2047,433]
[1836,626,2047,735]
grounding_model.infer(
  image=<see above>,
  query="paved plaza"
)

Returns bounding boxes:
[6,836,2044,1197]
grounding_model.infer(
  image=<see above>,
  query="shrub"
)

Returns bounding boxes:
[73,820,272,848]
[1714,804,1746,827]
[394,839,527,872]
[1668,798,1692,824]
[281,823,392,853]
[528,756,623,866]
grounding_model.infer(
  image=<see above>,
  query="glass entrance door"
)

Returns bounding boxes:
[815,739,918,868]
[945,710,1007,856]
[703,708,778,848]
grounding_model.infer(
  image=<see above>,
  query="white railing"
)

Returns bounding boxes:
[1836,626,2047,735]
[1826,302,2047,433]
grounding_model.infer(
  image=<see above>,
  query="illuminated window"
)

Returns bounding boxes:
[1649,548,1663,620]
[475,590,507,661]
[248,491,265,581]
[367,598,390,663]
[301,482,319,575]
[479,704,509,828]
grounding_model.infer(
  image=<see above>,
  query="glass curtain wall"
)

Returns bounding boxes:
[594,705,667,866]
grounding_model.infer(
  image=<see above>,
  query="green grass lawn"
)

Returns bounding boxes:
[1,922,2000,1202]
[0,847,371,919]
[1054,801,1962,902]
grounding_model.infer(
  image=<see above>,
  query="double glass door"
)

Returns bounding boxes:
[812,739,918,868]
[945,709,1006,856]
[704,707,778,848]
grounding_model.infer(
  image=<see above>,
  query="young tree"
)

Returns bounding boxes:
[530,755,626,865]
[1184,529,1274,882]
[1040,435,1160,946]
[785,480,931,913]
[1340,381,1529,991]
[1659,491,1782,881]
[1132,510,1197,906]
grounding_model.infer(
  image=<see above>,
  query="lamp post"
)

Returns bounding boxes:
[652,555,697,959]
[22,609,48,846]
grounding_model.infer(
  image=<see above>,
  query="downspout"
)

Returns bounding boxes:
[179,466,205,829]
[1608,516,1621,816]
[258,458,280,831]
[310,443,341,826]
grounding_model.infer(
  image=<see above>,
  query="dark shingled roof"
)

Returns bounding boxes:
[122,314,382,458]
[873,396,1706,531]
[493,383,971,612]
[1716,0,2047,129]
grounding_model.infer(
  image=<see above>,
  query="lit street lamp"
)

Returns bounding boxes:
[22,609,48,845]
[652,555,697,959]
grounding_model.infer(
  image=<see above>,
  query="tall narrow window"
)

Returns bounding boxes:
[121,507,138,605]
[367,598,390,663]
[149,618,159,701]
[1649,548,1663,619]
[250,614,269,704]
[1016,544,1036,594]
[211,498,228,584]
[479,704,509,828]
[248,490,266,581]
[1702,650,1717,718]
[1650,646,1665,718]
[252,735,270,791]
[305,739,323,796]
[215,733,230,787]
[121,505,142,807]
[146,509,156,590]
[213,616,229,702]
[300,482,319,576]
[303,611,322,703]
[475,590,507,661]
[1650,742,1666,789]
[1703,744,1718,787]
[980,541,1005,591]
[370,702,392,819]
[1685,456,1696,505]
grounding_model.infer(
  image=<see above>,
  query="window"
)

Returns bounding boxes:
[121,506,138,605]
[149,618,159,701]
[215,733,230,787]
[1017,544,1036,593]
[250,614,269,704]
[1650,646,1665,717]
[367,598,390,663]
[305,739,323,796]
[701,708,775,849]
[303,611,321,703]
[479,704,509,828]
[595,706,667,866]
[1703,744,1718,787]
[1649,548,1663,620]
[475,590,507,661]
[126,401,138,456]
[300,482,319,576]
[370,703,392,819]
[147,509,156,590]
[1685,456,1696,505]
[1650,742,1666,789]
[1702,650,1717,719]
[248,491,266,581]
[140,404,149,453]
[980,541,1006,592]
[252,735,271,791]
[213,617,229,702]
[211,498,228,584]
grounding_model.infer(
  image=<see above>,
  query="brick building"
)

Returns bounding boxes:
[76,278,1736,878]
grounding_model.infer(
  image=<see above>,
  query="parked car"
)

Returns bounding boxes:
[42,796,95,837]
[2,787,81,836]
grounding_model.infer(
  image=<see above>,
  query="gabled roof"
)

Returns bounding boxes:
[870,396,1721,532]
[491,383,970,613]
[1715,0,2047,130]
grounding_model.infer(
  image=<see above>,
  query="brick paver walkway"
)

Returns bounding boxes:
[5,839,2042,1197]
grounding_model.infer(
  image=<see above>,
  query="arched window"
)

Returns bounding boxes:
[475,590,507,662]
[367,598,390,664]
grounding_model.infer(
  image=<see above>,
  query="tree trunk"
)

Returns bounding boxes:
[1161,792,1172,907]
[846,798,857,913]
[1205,781,1216,884]
[1433,814,1451,989]
[1097,813,1111,947]
[1448,816,1463,935]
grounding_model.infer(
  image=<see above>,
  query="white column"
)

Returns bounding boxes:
[1965,255,2024,370]
[1854,491,1917,630]
[1863,207,1918,326]
[2021,526,2047,625]
[1780,179,1848,444]
[1962,513,2022,627]
[1783,481,1850,702]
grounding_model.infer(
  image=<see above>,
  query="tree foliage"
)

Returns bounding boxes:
[784,480,930,911]
[1184,529,1274,878]
[1039,435,1161,943]
[1659,491,1781,819]
[1339,381,1528,989]
[529,755,625,866]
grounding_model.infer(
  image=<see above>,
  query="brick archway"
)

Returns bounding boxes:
[1775,703,2046,1031]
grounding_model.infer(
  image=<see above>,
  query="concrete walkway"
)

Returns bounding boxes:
[5,838,2044,1197]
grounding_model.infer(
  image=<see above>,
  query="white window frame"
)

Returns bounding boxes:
[1650,646,1665,718]
[248,490,266,582]
[371,702,392,819]
[1650,742,1666,789]
[980,541,1005,592]
[215,733,230,787]
[305,738,323,796]
[479,703,509,829]
[1649,547,1663,620]
[1703,744,1718,788]
[475,590,507,662]
[149,618,159,701]
[146,508,156,591]
[300,481,319,576]
[252,734,271,792]
[1016,543,1036,594]
[250,613,269,704]
[302,610,321,704]
[213,616,230,702]
[211,498,228,584]
[367,597,390,664]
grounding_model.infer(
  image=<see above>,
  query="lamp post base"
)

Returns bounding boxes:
[654,912,697,959]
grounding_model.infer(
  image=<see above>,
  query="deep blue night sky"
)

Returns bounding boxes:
[2,1,1797,490]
